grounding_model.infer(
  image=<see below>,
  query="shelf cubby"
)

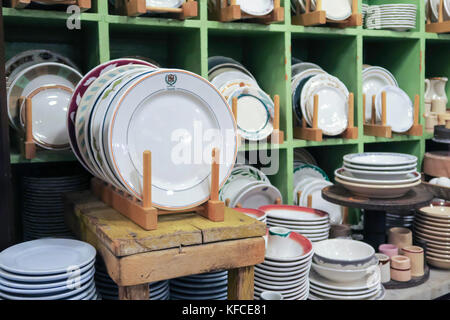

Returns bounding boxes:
[425,39,450,104]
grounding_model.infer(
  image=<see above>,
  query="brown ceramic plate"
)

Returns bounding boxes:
[426,256,450,269]
[419,205,450,219]
[414,225,450,237]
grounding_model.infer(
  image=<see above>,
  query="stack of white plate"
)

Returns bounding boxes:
[335,152,421,199]
[309,239,385,300]
[6,50,82,150]
[21,172,90,241]
[0,239,98,300]
[208,56,275,142]
[69,60,237,211]
[220,165,282,209]
[291,0,353,21]
[94,257,169,300]
[386,211,415,229]
[170,271,228,300]
[234,208,267,224]
[428,0,450,22]
[365,4,417,31]
[261,205,330,242]
[414,205,450,270]
[292,163,343,225]
[294,148,318,166]
[292,68,350,137]
[255,228,313,300]
[362,3,368,24]
[208,0,275,17]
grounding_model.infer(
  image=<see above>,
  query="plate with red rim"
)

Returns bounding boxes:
[233,208,266,221]
[260,205,329,222]
[266,218,330,229]
[67,58,157,175]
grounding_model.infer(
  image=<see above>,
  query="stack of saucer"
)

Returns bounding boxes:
[261,205,330,242]
[335,153,421,199]
[170,271,228,300]
[254,227,313,300]
[365,4,417,31]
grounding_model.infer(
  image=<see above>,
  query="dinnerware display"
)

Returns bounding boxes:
[292,64,350,136]
[291,0,352,21]
[388,227,413,254]
[94,257,169,300]
[220,165,282,209]
[170,271,228,300]
[375,253,390,284]
[364,4,417,31]
[336,153,420,199]
[69,61,237,211]
[21,171,90,241]
[362,66,398,122]
[208,56,275,142]
[261,205,330,242]
[254,228,313,300]
[0,239,98,300]
[414,205,450,269]
[234,208,267,223]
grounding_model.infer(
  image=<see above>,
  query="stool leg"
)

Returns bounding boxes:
[228,266,254,300]
[118,284,149,300]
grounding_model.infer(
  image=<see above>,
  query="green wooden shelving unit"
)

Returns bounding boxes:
[2,0,449,210]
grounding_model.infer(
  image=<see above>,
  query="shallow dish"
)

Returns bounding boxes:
[311,261,378,283]
[426,256,450,269]
[309,268,380,291]
[335,168,420,185]
[260,205,328,222]
[343,153,417,167]
[419,206,450,219]
[265,231,313,262]
[375,86,413,133]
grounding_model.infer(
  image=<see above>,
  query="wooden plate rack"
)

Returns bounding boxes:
[11,0,91,11]
[363,93,422,138]
[426,0,450,34]
[116,0,198,19]
[292,0,362,28]
[231,94,285,145]
[91,148,225,230]
[293,92,358,142]
[210,0,284,24]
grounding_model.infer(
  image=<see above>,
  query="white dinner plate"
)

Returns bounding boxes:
[375,86,413,133]
[322,0,352,21]
[336,168,420,184]
[231,183,282,209]
[343,161,417,171]
[309,269,379,291]
[235,0,274,16]
[261,205,329,222]
[343,153,417,166]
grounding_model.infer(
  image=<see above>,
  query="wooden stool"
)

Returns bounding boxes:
[64,191,266,300]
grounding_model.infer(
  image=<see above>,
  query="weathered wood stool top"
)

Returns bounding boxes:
[63,191,266,300]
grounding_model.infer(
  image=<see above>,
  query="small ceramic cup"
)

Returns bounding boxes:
[390,267,411,282]
[402,246,425,277]
[375,253,390,284]
[390,255,412,282]
[267,227,291,258]
[378,244,399,258]
[388,227,412,254]
[260,291,283,300]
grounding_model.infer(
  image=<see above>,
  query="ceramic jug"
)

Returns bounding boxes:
[427,77,448,106]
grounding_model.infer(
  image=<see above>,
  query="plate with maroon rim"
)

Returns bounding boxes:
[259,205,329,222]
[67,58,157,174]
[234,208,266,221]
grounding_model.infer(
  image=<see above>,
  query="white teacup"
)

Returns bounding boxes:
[266,227,291,258]
[260,291,283,300]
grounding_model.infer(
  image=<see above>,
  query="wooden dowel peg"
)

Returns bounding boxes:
[414,94,419,125]
[313,94,319,129]
[381,91,387,126]
[316,0,322,11]
[275,198,281,205]
[307,194,313,208]
[274,0,280,9]
[439,0,444,23]
[371,95,376,125]
[25,98,32,143]
[231,0,236,6]
[232,97,238,123]
[297,191,302,206]
[302,116,307,128]
[305,0,310,13]
[210,148,220,201]
[352,0,357,14]
[236,203,242,208]
[348,93,354,128]
[143,150,152,208]
[273,95,280,130]
[363,94,366,124]
[225,198,231,207]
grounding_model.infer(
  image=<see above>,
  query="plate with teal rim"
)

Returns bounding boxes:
[293,164,329,185]
[228,87,274,141]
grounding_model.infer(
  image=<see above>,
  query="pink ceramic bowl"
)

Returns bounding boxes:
[379,244,399,258]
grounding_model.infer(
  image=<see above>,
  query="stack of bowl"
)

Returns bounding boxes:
[254,227,313,300]
[234,208,267,224]
[414,205,450,269]
[261,205,330,242]
[309,239,385,300]
[170,271,228,300]
[335,152,421,199]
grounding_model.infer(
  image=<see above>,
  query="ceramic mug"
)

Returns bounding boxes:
[379,244,399,258]
[390,255,412,282]
[260,291,283,300]
[388,227,412,254]
[424,112,438,133]
[402,246,424,277]
[375,253,390,283]
[266,227,291,258]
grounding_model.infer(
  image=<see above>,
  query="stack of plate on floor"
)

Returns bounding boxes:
[22,172,90,241]
[94,257,169,300]
[261,205,330,242]
[362,65,414,133]
[0,239,98,300]
[6,50,82,151]
[170,271,228,300]
[69,59,237,211]
[291,60,350,137]
[364,4,417,31]
[427,0,450,22]
[290,0,354,21]
[335,152,421,199]
[234,208,267,224]
[414,205,450,270]
[309,239,385,300]
[254,228,313,300]
[220,165,282,209]
[292,162,343,225]
[208,0,275,17]
[386,211,415,229]
[208,56,275,142]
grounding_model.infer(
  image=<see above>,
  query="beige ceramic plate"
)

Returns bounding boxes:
[415,214,450,225]
[415,230,450,242]
[335,177,420,199]
[414,221,450,233]
[425,241,450,251]
[426,256,450,269]
[419,206,450,219]
[415,234,450,246]
[414,225,450,237]
[427,248,450,257]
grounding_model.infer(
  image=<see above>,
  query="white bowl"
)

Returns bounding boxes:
[311,261,378,283]
[313,239,375,270]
